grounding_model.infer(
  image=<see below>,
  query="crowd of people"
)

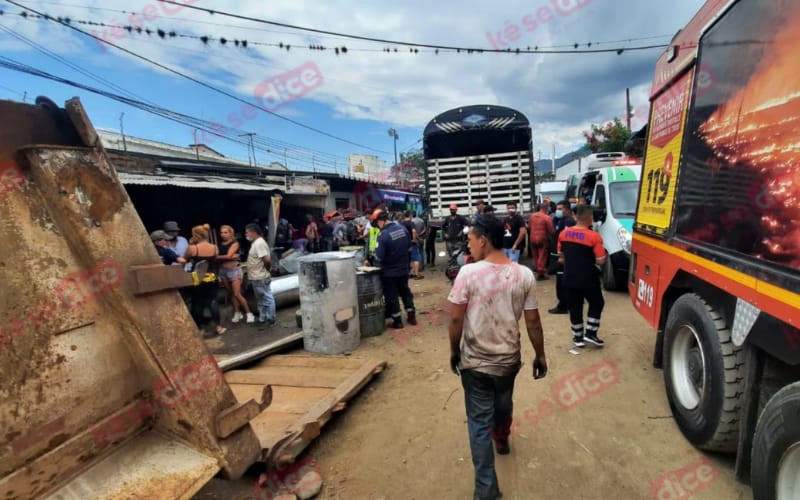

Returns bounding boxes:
[145,208,434,336]
[149,220,276,335]
[145,200,607,499]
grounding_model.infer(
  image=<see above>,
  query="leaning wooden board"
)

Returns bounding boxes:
[223,353,387,468]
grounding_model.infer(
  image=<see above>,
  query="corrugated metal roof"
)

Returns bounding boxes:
[118,171,285,192]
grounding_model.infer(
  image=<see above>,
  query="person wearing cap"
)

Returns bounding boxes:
[151,230,184,266]
[364,209,383,265]
[163,221,189,266]
[442,204,469,256]
[374,211,417,329]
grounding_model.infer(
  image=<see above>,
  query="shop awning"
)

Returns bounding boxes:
[118,171,285,192]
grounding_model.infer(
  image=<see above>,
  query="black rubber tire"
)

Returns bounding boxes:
[662,293,744,452]
[601,255,617,291]
[751,382,800,500]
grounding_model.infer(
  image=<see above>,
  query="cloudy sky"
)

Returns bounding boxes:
[0,0,704,171]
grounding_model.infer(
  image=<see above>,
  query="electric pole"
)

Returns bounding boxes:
[192,130,200,159]
[388,128,398,166]
[119,112,127,151]
[626,87,632,131]
[239,133,256,167]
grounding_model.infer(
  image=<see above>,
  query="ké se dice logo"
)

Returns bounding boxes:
[550,0,593,16]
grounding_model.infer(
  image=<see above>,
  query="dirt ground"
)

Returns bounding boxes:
[196,253,754,500]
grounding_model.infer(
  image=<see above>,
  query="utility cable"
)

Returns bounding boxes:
[6,0,390,154]
[2,8,675,54]
[158,0,669,54]
[0,55,351,171]
[0,24,155,105]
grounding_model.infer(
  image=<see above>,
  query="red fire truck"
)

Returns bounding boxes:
[629,1,800,498]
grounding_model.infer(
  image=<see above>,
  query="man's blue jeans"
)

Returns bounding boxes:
[460,368,518,500]
[503,248,520,262]
[251,278,275,322]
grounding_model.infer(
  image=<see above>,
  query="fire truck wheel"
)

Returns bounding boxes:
[663,293,744,452]
[751,382,800,500]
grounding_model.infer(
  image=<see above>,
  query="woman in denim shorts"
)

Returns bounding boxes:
[218,225,254,324]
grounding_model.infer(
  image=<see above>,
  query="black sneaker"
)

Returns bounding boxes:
[389,320,404,329]
[585,333,605,347]
[573,335,585,348]
[495,439,510,455]
[548,307,568,315]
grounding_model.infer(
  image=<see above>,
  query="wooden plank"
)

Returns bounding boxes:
[224,366,352,388]
[230,354,387,467]
[228,385,329,415]
[248,411,300,449]
[256,354,367,370]
[268,359,387,467]
[299,359,386,427]
[215,386,271,439]
[129,264,194,295]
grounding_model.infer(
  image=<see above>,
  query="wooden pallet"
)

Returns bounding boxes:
[223,353,387,468]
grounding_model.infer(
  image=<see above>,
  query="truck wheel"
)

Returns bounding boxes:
[751,382,800,500]
[663,293,744,452]
[602,256,617,291]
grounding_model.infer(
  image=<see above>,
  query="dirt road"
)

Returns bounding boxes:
[197,260,753,499]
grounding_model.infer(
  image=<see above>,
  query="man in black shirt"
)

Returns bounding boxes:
[548,201,576,314]
[442,204,469,255]
[502,202,526,263]
[375,211,417,329]
[425,217,439,267]
[321,214,336,251]
[557,205,606,348]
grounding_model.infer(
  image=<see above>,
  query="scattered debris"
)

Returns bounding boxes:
[442,388,459,409]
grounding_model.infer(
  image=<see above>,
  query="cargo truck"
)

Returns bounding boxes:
[628,1,800,498]
[535,181,567,206]
[423,105,534,218]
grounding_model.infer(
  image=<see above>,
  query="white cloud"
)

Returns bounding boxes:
[3,0,704,150]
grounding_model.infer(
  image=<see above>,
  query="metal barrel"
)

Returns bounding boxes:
[356,270,385,337]
[297,252,361,354]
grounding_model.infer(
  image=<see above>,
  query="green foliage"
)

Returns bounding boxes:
[583,118,632,153]
[393,149,426,191]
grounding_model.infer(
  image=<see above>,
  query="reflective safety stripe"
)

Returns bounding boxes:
[368,227,380,253]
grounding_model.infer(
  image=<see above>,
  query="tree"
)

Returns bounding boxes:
[392,149,426,191]
[583,118,632,153]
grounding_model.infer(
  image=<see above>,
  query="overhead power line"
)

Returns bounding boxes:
[157,0,669,55]
[0,24,155,105]
[6,0,389,154]
[0,81,23,98]
[0,55,352,172]
[24,1,676,51]
[0,23,349,169]
[2,8,674,54]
